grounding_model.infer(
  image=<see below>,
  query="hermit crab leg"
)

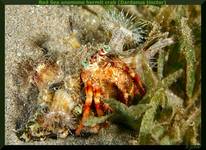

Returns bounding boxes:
[123,65,146,96]
[102,103,113,113]
[82,80,93,121]
[75,80,93,136]
[93,85,104,116]
[131,72,145,96]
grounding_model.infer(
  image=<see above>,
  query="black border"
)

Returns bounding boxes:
[0,0,5,149]
[201,2,206,150]
[1,0,206,5]
[0,0,205,149]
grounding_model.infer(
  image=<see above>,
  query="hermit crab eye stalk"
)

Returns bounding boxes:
[81,58,89,68]
[103,45,111,53]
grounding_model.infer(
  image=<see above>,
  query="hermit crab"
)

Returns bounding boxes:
[15,43,146,140]
[14,7,176,141]
[75,44,146,135]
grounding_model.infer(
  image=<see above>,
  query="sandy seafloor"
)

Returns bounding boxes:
[5,5,138,145]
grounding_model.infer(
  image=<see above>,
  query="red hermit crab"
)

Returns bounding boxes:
[75,45,146,135]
